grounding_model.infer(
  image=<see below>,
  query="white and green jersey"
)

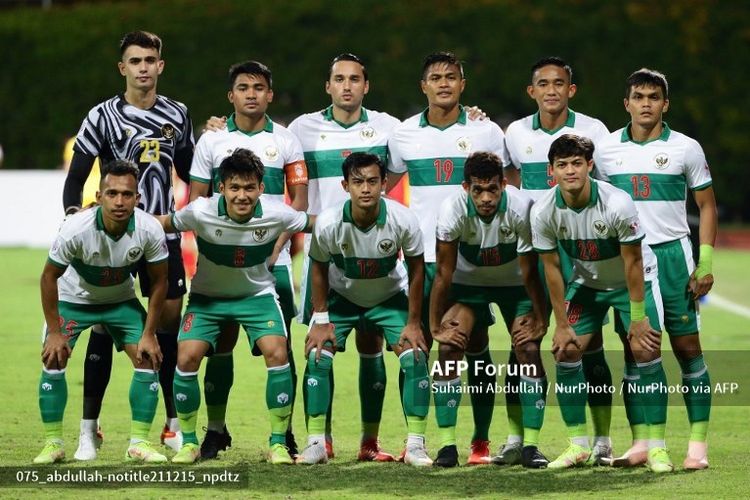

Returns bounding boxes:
[593,123,712,245]
[48,207,168,305]
[531,179,657,291]
[436,186,533,287]
[310,198,423,308]
[505,109,609,202]
[172,195,308,298]
[388,106,510,262]
[289,106,400,215]
[189,114,306,265]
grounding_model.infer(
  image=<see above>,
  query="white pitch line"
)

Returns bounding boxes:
[708,293,750,319]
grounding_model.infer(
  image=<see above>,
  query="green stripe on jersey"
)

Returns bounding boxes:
[558,237,621,261]
[305,146,388,180]
[197,236,276,268]
[330,254,398,279]
[406,157,465,187]
[211,166,284,195]
[607,173,686,202]
[458,241,518,266]
[520,162,554,190]
[70,259,135,287]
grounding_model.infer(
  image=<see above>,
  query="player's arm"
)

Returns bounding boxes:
[621,243,660,353]
[514,251,548,345]
[139,261,167,369]
[539,251,580,354]
[690,186,718,298]
[504,167,520,189]
[189,180,210,202]
[306,258,335,362]
[430,239,465,348]
[40,261,71,368]
[174,146,194,185]
[270,161,309,268]
[400,253,428,358]
[62,152,96,214]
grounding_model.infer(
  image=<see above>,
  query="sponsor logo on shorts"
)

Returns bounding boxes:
[653,153,670,169]
[88,354,101,362]
[267,320,275,328]
[127,247,143,261]
[378,239,395,254]
[162,124,175,140]
[681,315,690,323]
[592,220,608,237]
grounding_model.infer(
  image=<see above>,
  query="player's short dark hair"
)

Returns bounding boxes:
[120,31,162,57]
[342,152,385,181]
[531,56,573,83]
[228,60,273,90]
[328,53,368,81]
[100,159,139,186]
[548,134,595,163]
[421,51,464,80]
[464,152,505,183]
[219,148,265,184]
[625,68,669,99]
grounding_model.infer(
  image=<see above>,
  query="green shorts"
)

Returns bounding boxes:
[324,290,409,352]
[565,281,662,336]
[44,299,146,351]
[272,264,296,327]
[451,283,533,331]
[650,237,699,336]
[179,293,287,356]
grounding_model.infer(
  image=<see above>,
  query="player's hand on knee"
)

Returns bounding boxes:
[432,319,468,350]
[137,333,163,370]
[513,315,548,346]
[305,323,336,362]
[41,332,71,369]
[203,115,227,133]
[398,322,429,360]
[551,324,580,356]
[627,318,661,353]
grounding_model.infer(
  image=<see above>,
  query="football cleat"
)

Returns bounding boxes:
[74,428,102,461]
[404,442,433,467]
[268,443,294,465]
[466,439,491,465]
[434,445,459,467]
[683,441,709,470]
[172,443,201,464]
[295,441,328,465]
[33,440,65,464]
[548,442,591,469]
[200,426,232,459]
[611,444,648,467]
[521,445,549,469]
[161,424,183,452]
[587,442,613,466]
[357,438,395,462]
[325,435,335,459]
[646,447,674,473]
[491,442,522,466]
[396,447,406,463]
[125,441,167,463]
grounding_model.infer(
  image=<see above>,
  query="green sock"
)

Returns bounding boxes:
[304,351,333,420]
[434,378,461,447]
[623,362,647,440]
[129,370,159,440]
[399,350,429,418]
[406,414,427,436]
[39,369,67,437]
[649,423,666,442]
[679,353,711,441]
[173,369,201,445]
[466,349,495,442]
[307,415,326,435]
[505,351,523,438]
[519,376,547,446]
[267,363,293,446]
[637,358,668,426]
[204,353,233,428]
[556,361,587,435]
[359,353,387,438]
[582,347,612,438]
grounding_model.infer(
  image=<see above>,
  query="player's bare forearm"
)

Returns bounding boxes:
[155,214,178,233]
[40,263,65,335]
[504,167,521,189]
[694,187,718,247]
[310,259,330,313]
[404,254,425,325]
[189,180,210,202]
[540,251,567,326]
[519,252,548,325]
[143,262,168,337]
[621,244,645,303]
[430,240,457,334]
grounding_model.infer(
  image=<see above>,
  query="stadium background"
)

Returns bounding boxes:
[0,0,749,498]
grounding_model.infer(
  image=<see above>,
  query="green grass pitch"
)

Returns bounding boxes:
[1,248,748,498]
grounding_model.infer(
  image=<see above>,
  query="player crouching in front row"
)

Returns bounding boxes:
[157,149,314,465]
